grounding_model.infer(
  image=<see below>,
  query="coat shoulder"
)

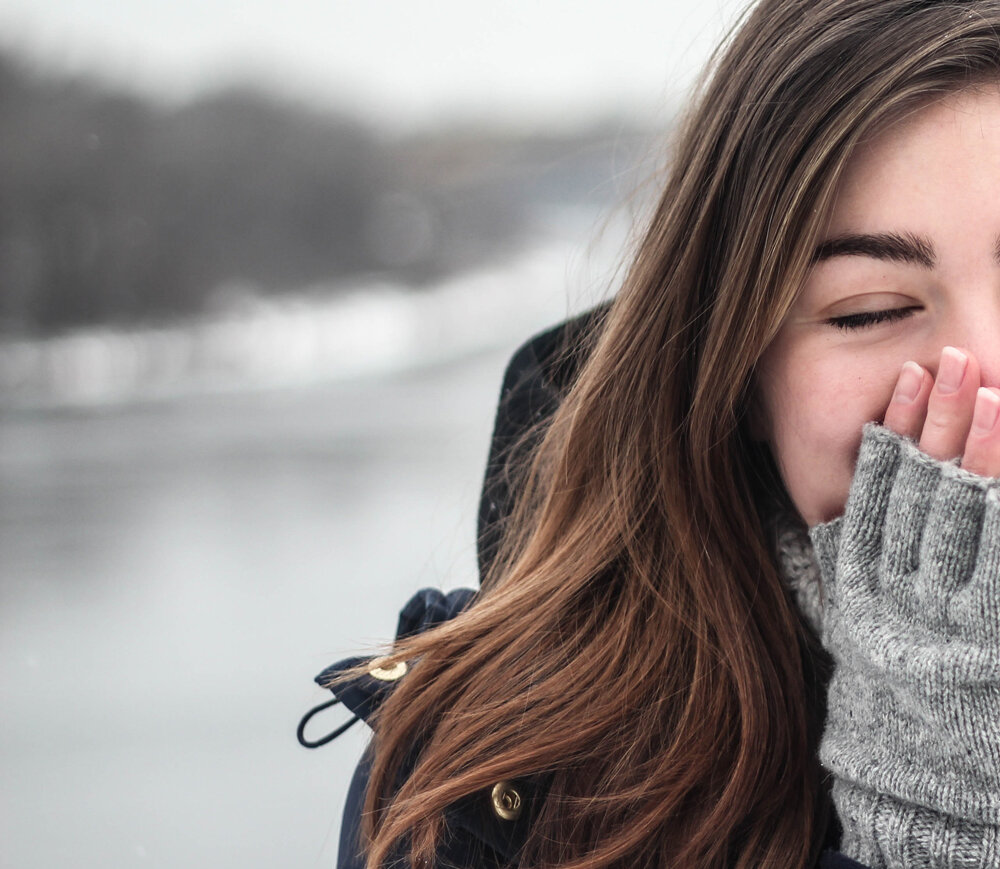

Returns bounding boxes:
[322,588,543,869]
[476,305,609,580]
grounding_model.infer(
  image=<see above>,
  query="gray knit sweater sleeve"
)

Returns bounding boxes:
[808,424,1000,869]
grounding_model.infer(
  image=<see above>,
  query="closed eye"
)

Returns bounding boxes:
[826,306,920,330]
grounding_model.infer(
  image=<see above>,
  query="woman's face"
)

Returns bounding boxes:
[757,86,1000,526]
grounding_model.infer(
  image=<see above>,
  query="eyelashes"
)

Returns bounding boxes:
[826,306,921,331]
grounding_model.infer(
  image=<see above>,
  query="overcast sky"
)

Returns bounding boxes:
[0,0,749,130]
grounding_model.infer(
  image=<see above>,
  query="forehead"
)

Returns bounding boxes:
[825,85,1000,236]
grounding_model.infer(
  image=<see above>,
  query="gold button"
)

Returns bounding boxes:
[368,657,407,681]
[490,781,523,821]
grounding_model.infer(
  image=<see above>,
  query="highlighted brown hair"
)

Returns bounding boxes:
[361,2,1000,866]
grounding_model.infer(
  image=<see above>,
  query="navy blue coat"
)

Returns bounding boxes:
[300,312,870,869]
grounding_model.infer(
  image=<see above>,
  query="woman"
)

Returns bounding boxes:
[301,1,1000,866]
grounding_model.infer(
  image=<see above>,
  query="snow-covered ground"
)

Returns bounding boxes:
[0,206,629,411]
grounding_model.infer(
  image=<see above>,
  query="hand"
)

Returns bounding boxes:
[808,417,1000,867]
[882,346,1000,477]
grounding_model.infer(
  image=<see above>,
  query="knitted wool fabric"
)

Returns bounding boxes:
[787,424,1000,869]
[774,509,826,638]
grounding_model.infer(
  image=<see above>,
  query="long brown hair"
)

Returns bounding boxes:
[358,2,1000,866]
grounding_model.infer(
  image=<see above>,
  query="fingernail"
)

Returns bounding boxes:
[972,387,1000,433]
[893,361,924,404]
[936,346,968,394]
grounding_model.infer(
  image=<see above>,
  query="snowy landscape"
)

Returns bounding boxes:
[0,1,725,864]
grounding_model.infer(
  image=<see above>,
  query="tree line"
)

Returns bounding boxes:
[0,51,654,336]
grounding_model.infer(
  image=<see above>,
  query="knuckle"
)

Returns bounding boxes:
[923,412,957,434]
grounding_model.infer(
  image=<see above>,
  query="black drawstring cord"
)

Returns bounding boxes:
[297,697,360,748]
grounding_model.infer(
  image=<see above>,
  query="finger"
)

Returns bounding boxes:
[919,346,980,461]
[883,361,932,439]
[960,387,1000,478]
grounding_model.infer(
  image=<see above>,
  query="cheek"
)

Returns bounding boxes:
[761,351,897,525]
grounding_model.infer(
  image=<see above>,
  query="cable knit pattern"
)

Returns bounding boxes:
[807,424,1000,869]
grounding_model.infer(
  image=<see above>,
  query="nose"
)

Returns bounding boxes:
[937,296,1000,388]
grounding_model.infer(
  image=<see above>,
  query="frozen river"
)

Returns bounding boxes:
[2,343,521,868]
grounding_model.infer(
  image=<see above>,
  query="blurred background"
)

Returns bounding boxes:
[0,1,745,866]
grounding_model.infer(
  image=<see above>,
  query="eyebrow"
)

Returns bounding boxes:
[812,232,935,268]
